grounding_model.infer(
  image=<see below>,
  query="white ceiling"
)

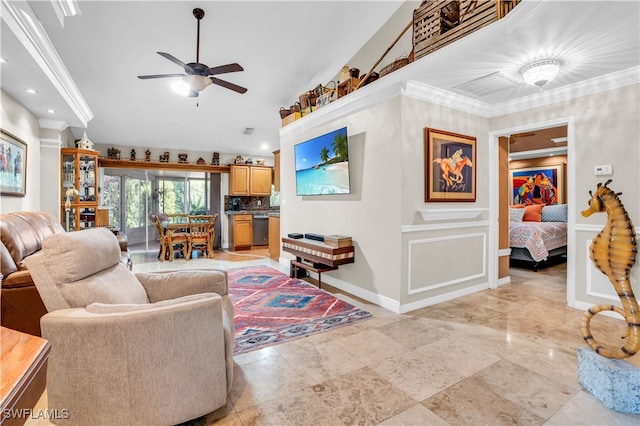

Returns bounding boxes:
[1,1,639,158]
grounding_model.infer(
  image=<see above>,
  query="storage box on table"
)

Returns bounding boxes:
[413,0,521,61]
[324,235,352,248]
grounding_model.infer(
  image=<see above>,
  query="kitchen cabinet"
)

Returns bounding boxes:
[233,214,253,250]
[268,214,280,260]
[60,148,99,231]
[229,165,272,196]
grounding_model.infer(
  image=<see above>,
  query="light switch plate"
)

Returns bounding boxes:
[594,165,613,176]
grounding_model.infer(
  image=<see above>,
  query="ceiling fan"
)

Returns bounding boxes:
[138,8,247,98]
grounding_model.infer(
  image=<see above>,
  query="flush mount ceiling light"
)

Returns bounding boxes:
[520,59,562,88]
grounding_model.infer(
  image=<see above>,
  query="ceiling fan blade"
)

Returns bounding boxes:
[206,63,244,75]
[210,77,247,94]
[157,52,195,73]
[138,73,186,79]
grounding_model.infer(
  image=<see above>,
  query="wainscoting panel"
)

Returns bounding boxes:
[408,233,486,295]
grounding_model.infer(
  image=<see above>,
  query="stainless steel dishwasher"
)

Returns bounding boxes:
[252,213,269,246]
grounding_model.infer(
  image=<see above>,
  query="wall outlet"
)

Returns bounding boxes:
[594,165,613,176]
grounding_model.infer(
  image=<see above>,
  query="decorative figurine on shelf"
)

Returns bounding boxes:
[107,147,121,160]
[159,152,170,163]
[64,187,79,232]
[212,152,220,166]
[256,159,265,166]
[76,132,94,150]
[145,149,151,161]
[581,180,639,359]
[196,157,206,165]
[178,153,188,163]
[130,149,136,161]
[244,157,253,164]
[234,155,244,164]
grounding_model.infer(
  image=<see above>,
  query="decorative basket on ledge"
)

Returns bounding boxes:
[379,56,410,77]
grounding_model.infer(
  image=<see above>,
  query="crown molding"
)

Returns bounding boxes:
[281,64,639,137]
[489,66,640,117]
[40,137,62,149]
[39,119,69,131]
[404,66,640,118]
[1,0,93,126]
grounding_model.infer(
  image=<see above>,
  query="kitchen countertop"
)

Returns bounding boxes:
[224,209,279,215]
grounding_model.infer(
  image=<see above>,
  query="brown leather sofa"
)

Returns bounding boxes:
[0,211,131,336]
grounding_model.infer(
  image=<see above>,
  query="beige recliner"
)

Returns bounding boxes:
[25,228,234,426]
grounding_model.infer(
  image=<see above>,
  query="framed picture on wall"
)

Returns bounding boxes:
[510,164,564,205]
[424,128,476,202]
[0,129,27,197]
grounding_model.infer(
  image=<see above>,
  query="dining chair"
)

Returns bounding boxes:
[187,215,217,259]
[153,215,169,261]
[167,214,189,260]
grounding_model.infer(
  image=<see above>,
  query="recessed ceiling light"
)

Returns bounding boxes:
[25,88,38,94]
[0,58,7,63]
[47,109,57,114]
[260,143,268,150]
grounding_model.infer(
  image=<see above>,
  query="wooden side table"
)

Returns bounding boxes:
[1,327,50,426]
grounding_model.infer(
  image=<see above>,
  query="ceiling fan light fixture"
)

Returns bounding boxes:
[183,75,212,92]
[520,59,562,88]
[171,80,191,97]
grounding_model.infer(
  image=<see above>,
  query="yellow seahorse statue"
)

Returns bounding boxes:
[581,180,639,358]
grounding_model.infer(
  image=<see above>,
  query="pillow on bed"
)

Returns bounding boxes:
[523,204,544,222]
[509,208,525,222]
[541,204,568,223]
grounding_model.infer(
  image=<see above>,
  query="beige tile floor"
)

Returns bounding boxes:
[27,247,640,426]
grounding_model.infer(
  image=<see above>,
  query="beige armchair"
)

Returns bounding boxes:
[25,228,234,426]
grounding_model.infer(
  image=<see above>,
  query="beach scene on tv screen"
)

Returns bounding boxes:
[295,127,351,195]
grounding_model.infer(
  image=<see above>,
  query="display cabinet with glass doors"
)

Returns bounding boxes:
[60,148,100,231]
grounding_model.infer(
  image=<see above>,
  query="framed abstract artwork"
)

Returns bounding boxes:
[0,129,27,197]
[424,128,476,202]
[509,164,564,205]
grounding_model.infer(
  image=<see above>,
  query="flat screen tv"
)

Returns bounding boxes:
[294,127,351,196]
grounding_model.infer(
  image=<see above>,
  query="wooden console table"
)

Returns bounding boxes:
[282,237,355,288]
[1,327,50,426]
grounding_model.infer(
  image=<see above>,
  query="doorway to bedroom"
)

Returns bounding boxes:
[495,122,570,290]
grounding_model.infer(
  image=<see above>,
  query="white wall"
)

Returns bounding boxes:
[0,90,42,213]
[280,98,404,306]
[490,84,640,309]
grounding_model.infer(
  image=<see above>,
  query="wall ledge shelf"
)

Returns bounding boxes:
[99,158,231,173]
[418,208,487,222]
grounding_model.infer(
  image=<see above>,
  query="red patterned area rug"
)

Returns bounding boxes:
[228,265,372,354]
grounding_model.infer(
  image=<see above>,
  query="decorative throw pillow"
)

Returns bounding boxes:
[541,204,568,223]
[510,204,525,209]
[509,208,525,222]
[523,204,544,222]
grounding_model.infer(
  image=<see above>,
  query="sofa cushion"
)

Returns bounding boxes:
[26,228,147,311]
[42,227,123,282]
[1,215,41,268]
[85,293,217,314]
[0,241,18,278]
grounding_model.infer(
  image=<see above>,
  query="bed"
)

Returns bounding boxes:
[509,204,568,271]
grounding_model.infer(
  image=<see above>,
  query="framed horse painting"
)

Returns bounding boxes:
[424,128,476,202]
[0,129,27,197]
